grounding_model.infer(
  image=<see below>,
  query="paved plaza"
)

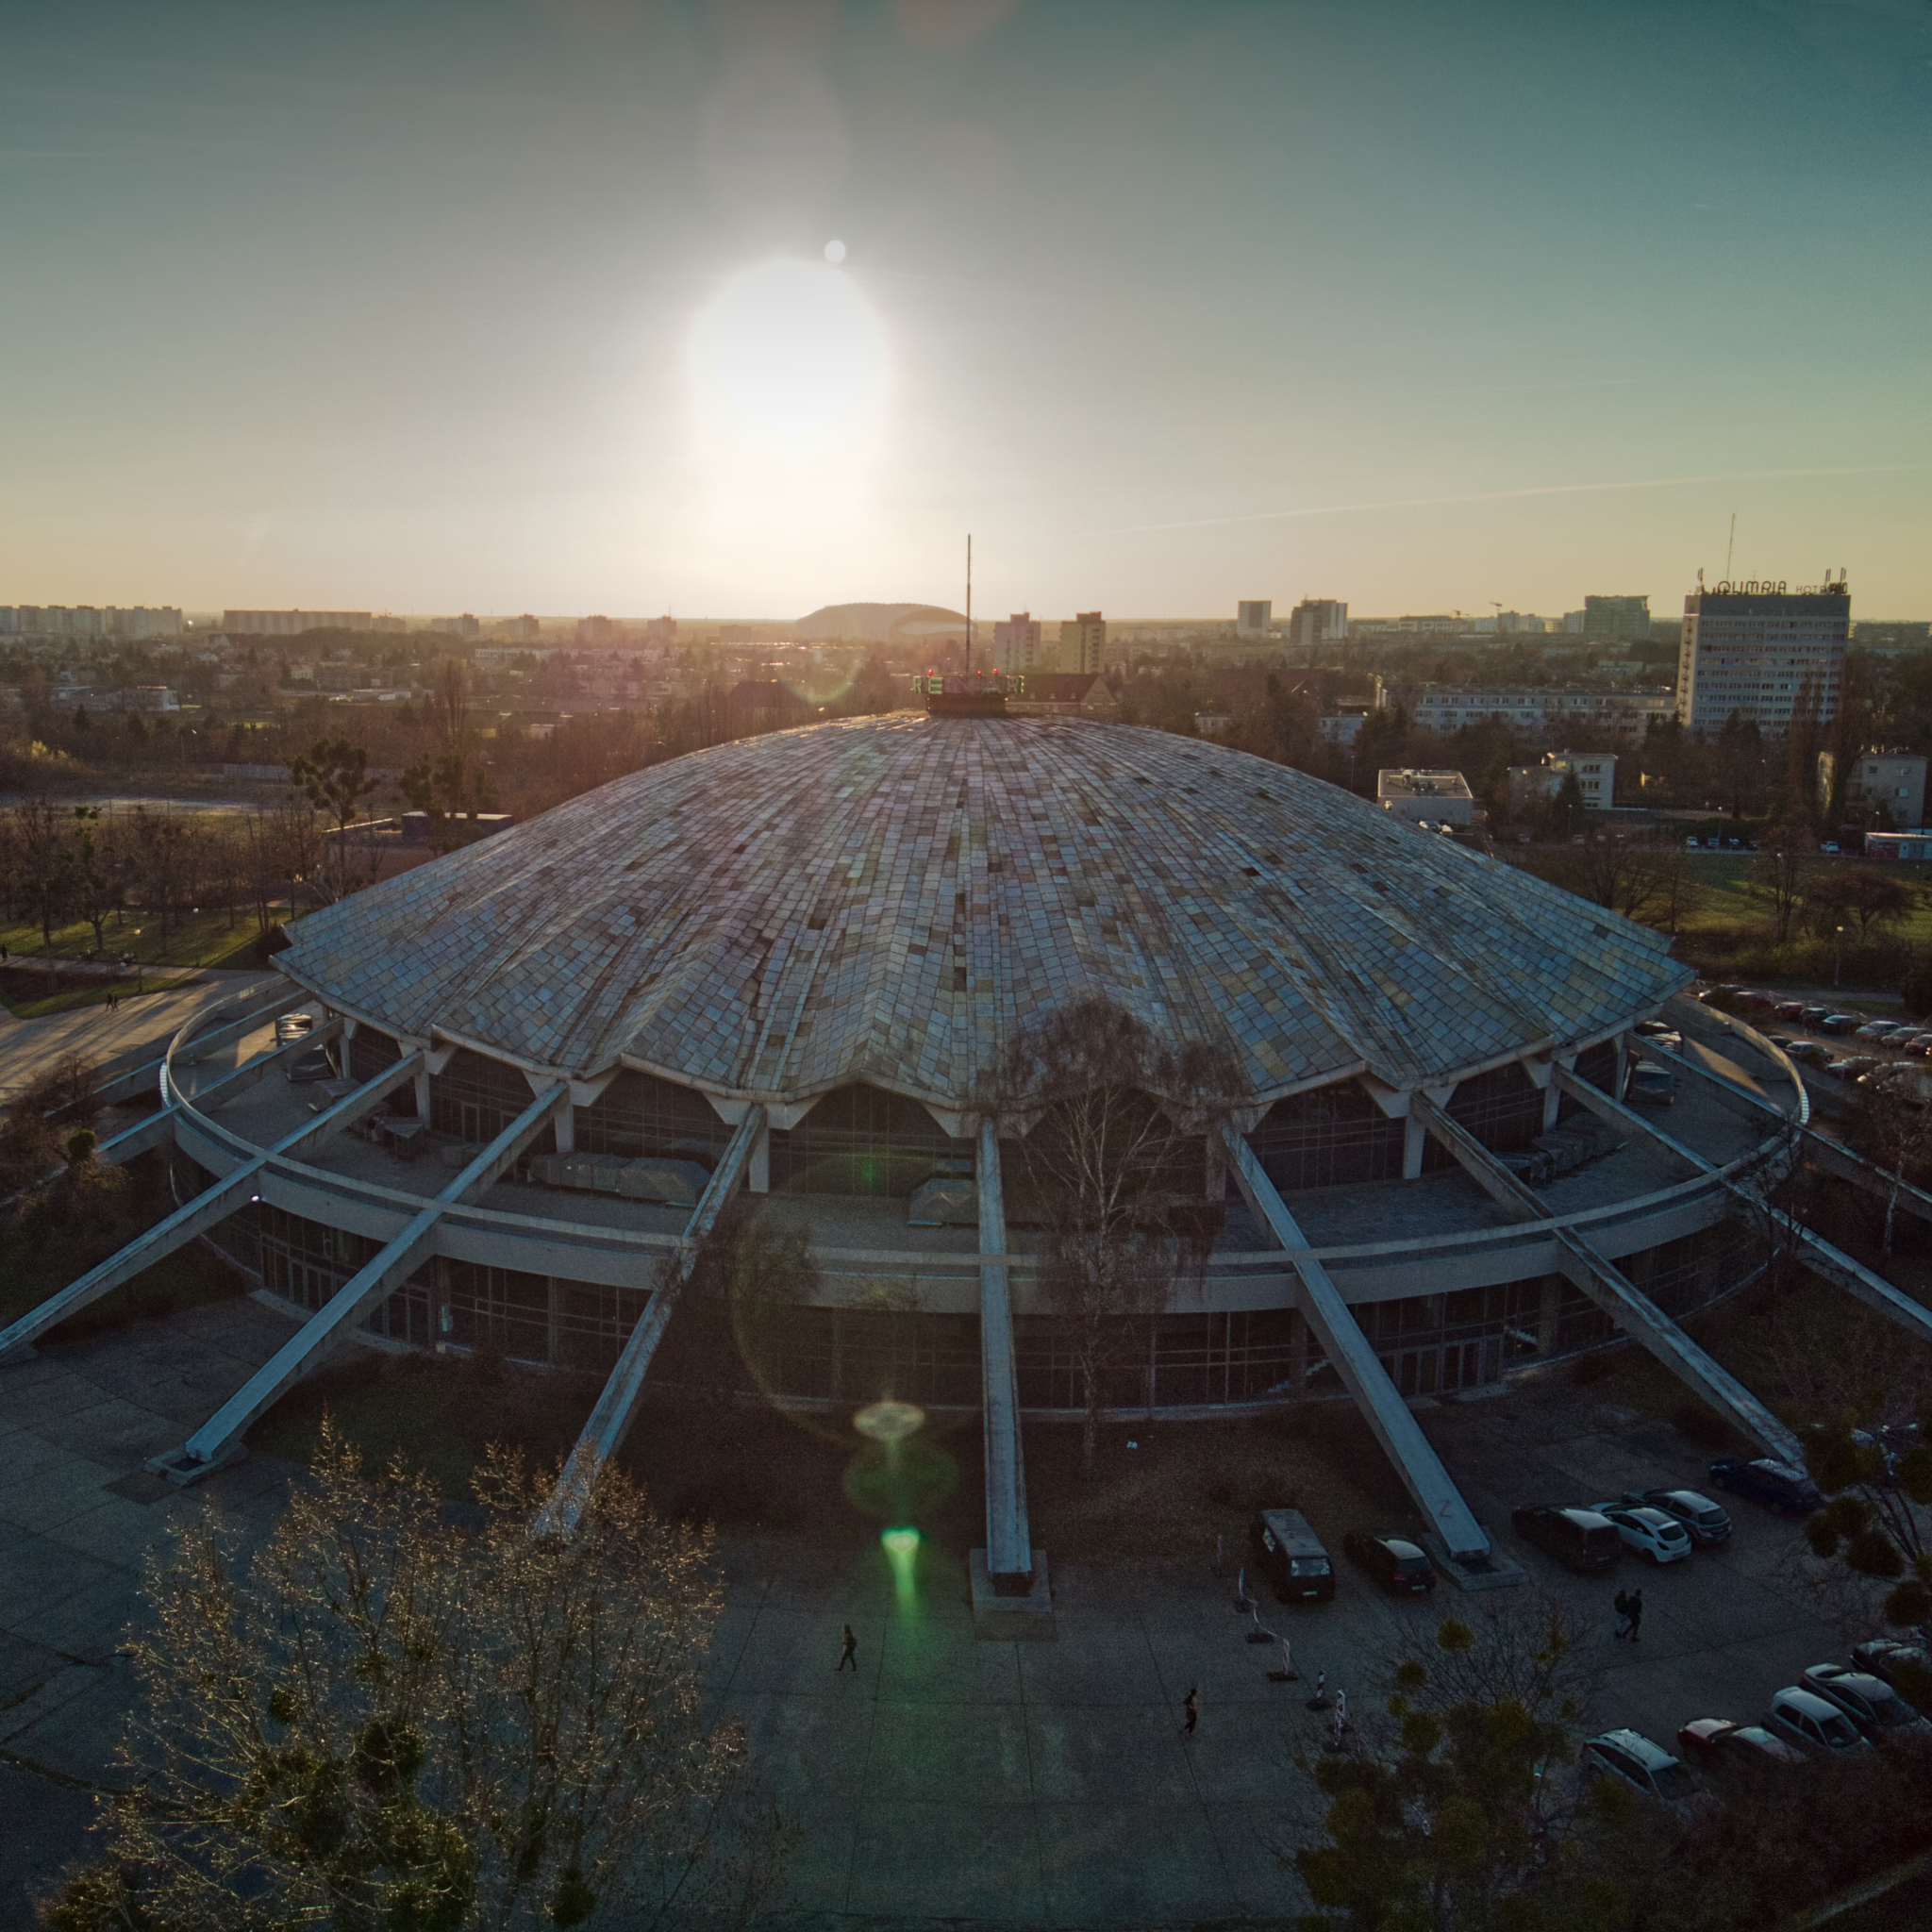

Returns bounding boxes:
[0,1296,1865,1928]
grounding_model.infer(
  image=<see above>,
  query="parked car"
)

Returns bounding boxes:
[1707,1457,1823,1516]
[1510,1505,1622,1573]
[1799,1005,1832,1024]
[1735,989,1776,1009]
[1900,1033,1932,1058]
[1766,1687,1874,1757]
[1589,1502,1693,1564]
[1342,1532,1439,1594]
[1824,841,1842,854]
[1249,1507,1336,1604]
[1856,1021,1907,1041]
[275,1010,315,1044]
[1765,1033,1797,1051]
[1799,1664,1932,1745]
[1677,1718,1806,1772]
[1580,1730,1697,1808]
[1851,1638,1932,1707]
[1624,1487,1732,1545]
[1774,1000,1809,1022]
[1825,1057,1878,1078]
[287,1046,338,1085]
[1820,1013,1863,1034]
[1788,1041,1834,1068]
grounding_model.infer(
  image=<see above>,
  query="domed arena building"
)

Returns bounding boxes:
[13,707,1918,1596]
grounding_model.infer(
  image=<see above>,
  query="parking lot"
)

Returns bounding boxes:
[0,1295,1892,1928]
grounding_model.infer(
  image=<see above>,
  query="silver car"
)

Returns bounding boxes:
[1766,1687,1874,1758]
[1799,1664,1932,1747]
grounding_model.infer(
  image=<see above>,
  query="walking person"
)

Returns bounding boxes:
[1331,1690,1348,1748]
[1612,1587,1632,1641]
[1182,1686,1200,1737]
[1626,1588,1644,1643]
[835,1624,858,1672]
[1279,1636,1296,1681]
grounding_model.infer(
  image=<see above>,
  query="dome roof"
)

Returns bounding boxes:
[280,715,1688,1108]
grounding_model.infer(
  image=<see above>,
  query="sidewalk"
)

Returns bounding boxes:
[0,970,279,1107]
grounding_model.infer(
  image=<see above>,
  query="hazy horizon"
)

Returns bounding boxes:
[3,0,1927,621]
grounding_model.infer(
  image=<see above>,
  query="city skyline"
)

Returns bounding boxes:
[2,1,1927,617]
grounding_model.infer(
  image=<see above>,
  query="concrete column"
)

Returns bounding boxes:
[1541,1080,1562,1131]
[1291,1307,1308,1395]
[976,1122,1034,1591]
[1403,1109,1428,1179]
[748,1115,771,1193]
[546,1275,563,1364]
[1537,1275,1561,1355]
[553,1107,575,1154]
[413,1066,433,1124]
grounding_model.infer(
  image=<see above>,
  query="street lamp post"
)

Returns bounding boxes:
[1835,924,1847,991]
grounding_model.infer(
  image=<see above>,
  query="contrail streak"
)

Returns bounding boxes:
[1093,463,1918,538]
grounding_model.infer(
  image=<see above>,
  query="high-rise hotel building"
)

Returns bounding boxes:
[1675,578,1850,736]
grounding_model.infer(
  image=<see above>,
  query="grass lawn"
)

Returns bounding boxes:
[0,906,275,974]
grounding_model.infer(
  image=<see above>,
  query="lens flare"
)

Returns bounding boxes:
[881,1525,922,1607]
[690,258,886,441]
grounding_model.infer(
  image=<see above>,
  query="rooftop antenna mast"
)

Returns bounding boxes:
[1725,512,1736,581]
[965,533,973,675]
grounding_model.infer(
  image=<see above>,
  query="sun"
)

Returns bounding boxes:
[689,258,888,444]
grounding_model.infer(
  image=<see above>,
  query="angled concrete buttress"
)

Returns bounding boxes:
[1410,1091,1805,1466]
[1218,1123,1493,1564]
[144,1081,566,1484]
[975,1122,1034,1577]
[1553,1061,1932,1351]
[533,1105,766,1539]
[0,1052,425,1369]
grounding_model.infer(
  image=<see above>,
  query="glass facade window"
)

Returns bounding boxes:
[430,1047,552,1150]
[1443,1061,1545,1155]
[770,1083,973,1197]
[1250,1081,1405,1192]
[574,1071,732,1164]
[347,1024,404,1090]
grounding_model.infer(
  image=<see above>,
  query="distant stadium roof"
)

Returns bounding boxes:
[794,602,967,644]
[279,715,1689,1111]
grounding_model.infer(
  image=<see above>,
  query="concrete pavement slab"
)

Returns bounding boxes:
[861,1700,1034,1804]
[847,1799,1046,1923]
[1036,1800,1235,1924]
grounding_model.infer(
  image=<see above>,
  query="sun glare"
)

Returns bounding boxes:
[690,258,887,444]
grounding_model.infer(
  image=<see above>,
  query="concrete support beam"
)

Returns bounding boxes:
[748,1114,771,1193]
[192,1013,344,1104]
[147,1084,566,1483]
[1806,1133,1932,1229]
[1554,1064,1932,1351]
[0,1160,268,1367]
[1412,1093,1804,1465]
[535,1105,765,1539]
[0,1053,425,1367]
[976,1121,1034,1589]
[1219,1124,1491,1561]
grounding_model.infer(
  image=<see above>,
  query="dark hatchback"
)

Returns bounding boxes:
[1707,1457,1824,1517]
[1510,1505,1622,1574]
[1343,1532,1439,1594]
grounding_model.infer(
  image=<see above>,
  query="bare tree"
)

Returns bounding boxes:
[992,997,1237,1474]
[289,737,384,903]
[45,1424,790,1931]
[6,796,75,954]
[1751,833,1815,946]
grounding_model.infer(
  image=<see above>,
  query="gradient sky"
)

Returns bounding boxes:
[2,0,1928,621]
